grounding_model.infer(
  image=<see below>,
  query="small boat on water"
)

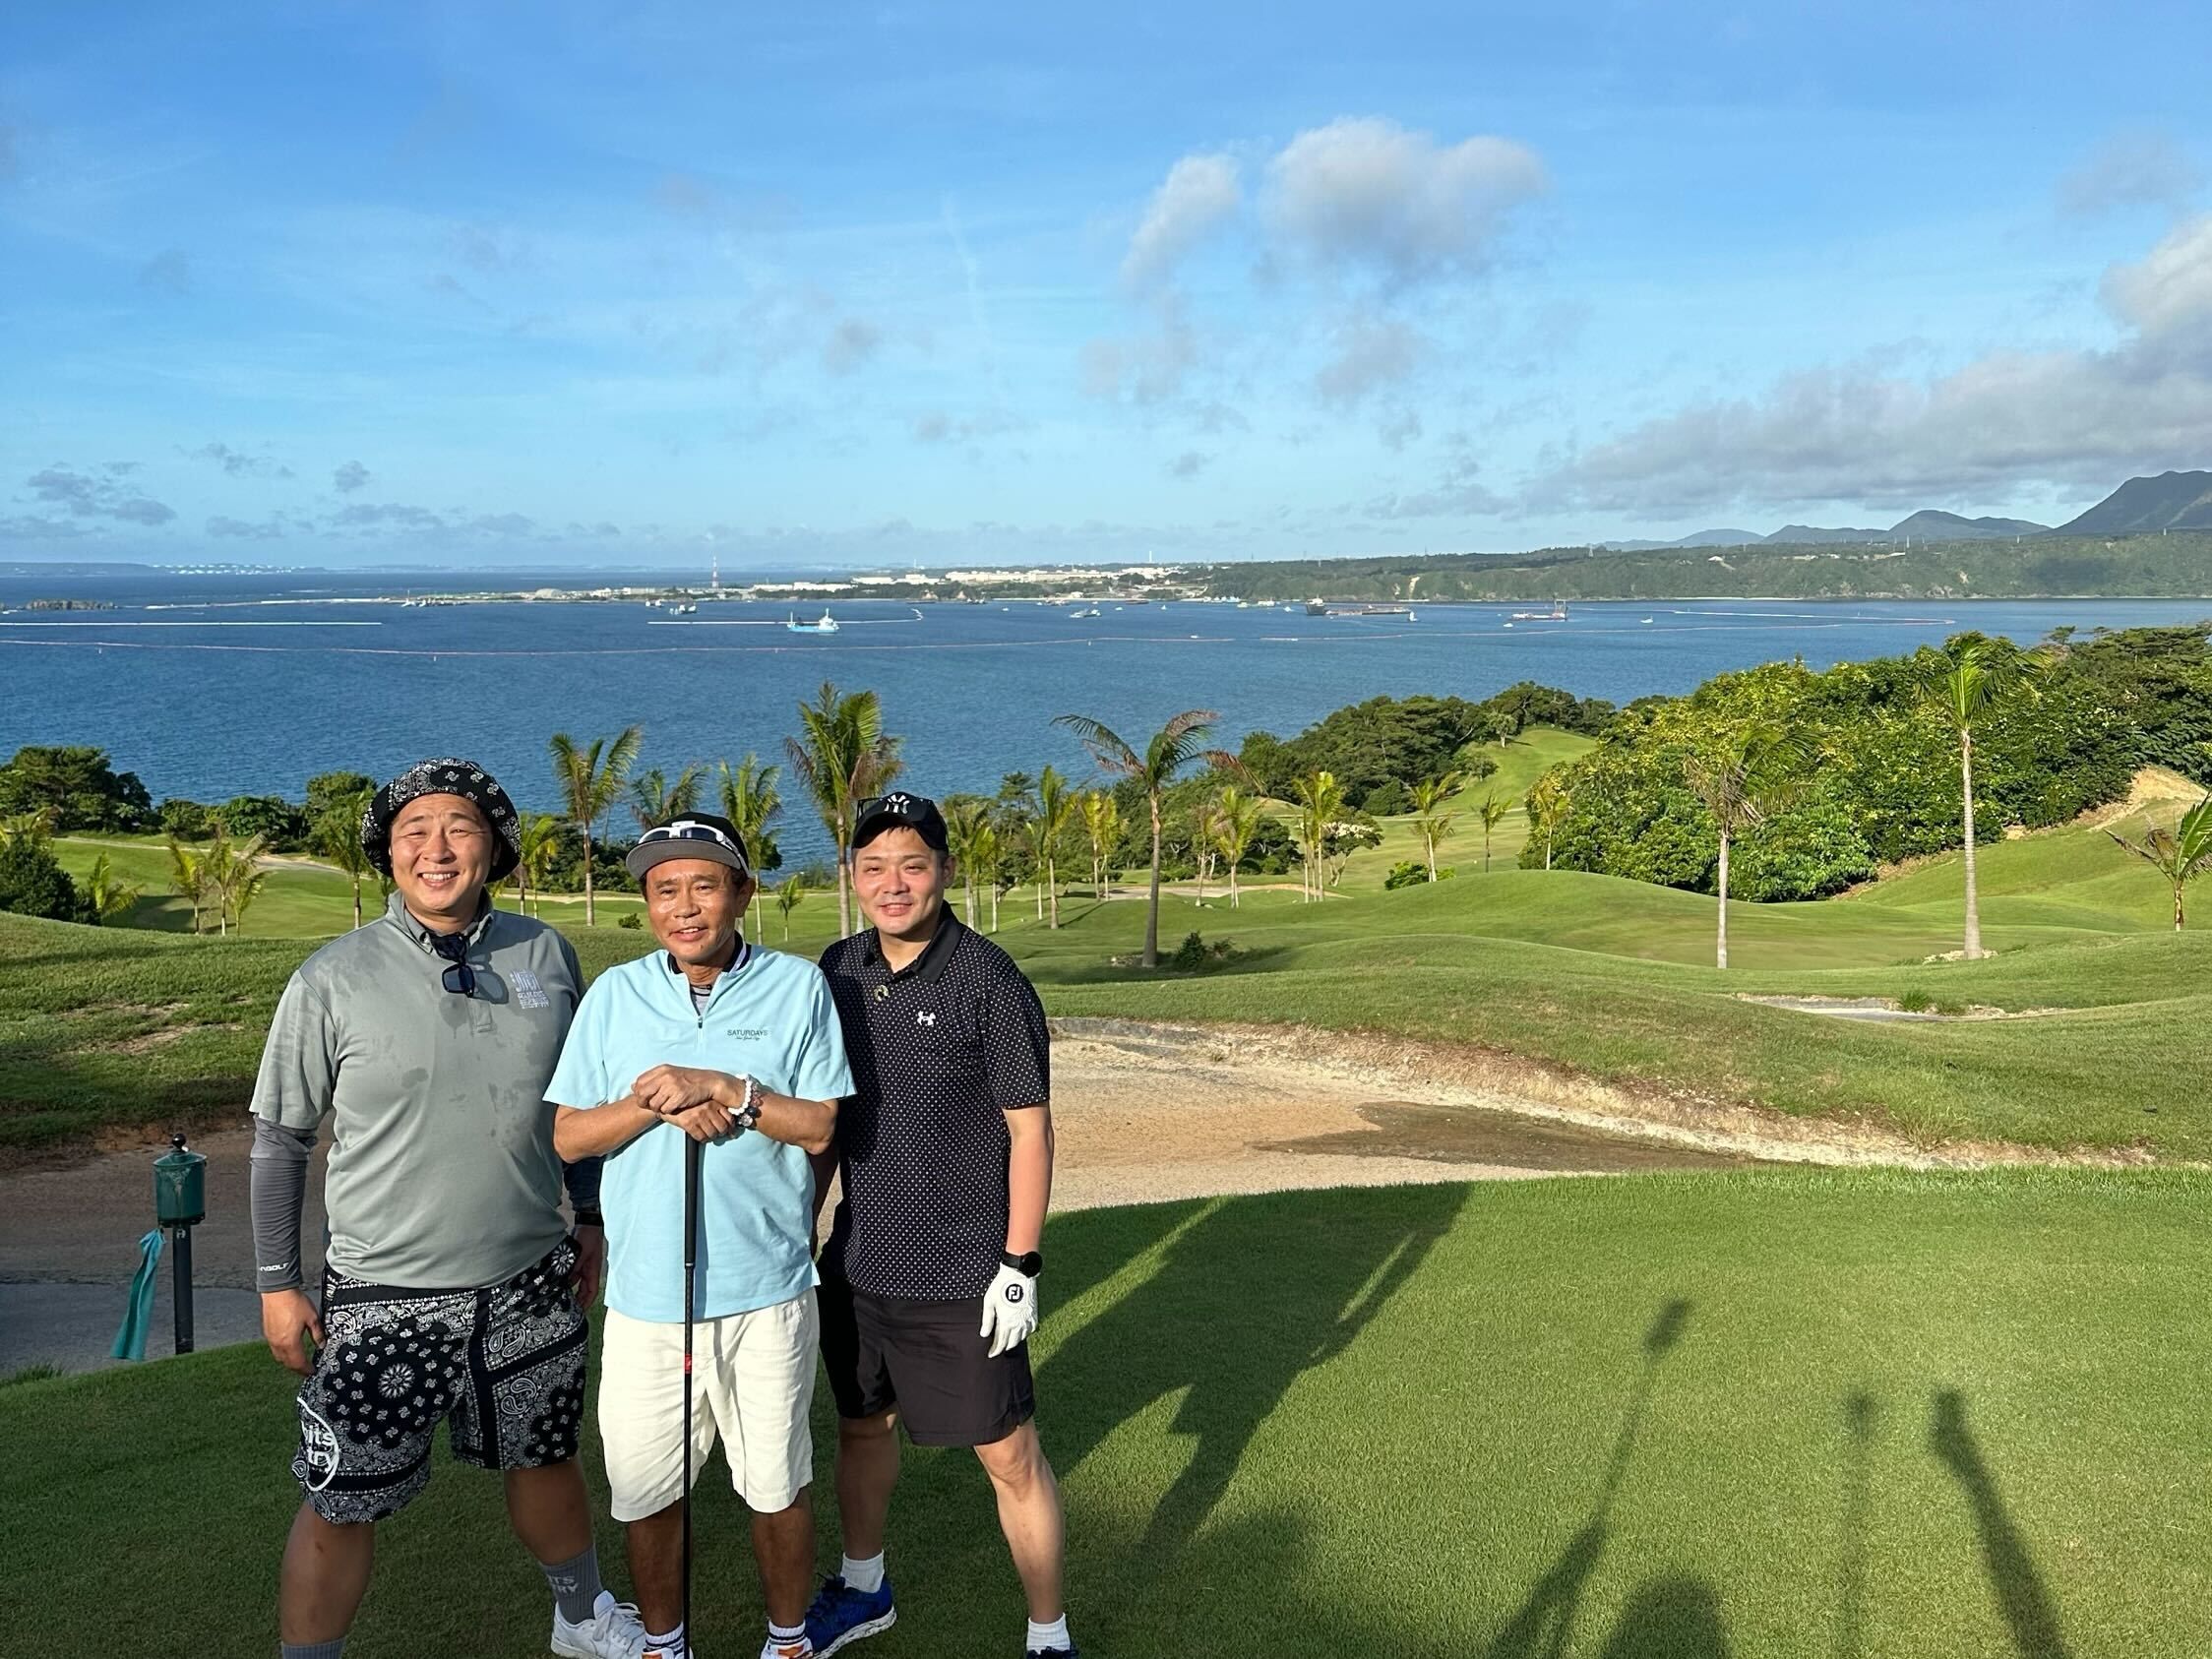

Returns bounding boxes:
[1509,603,1569,621]
[786,610,840,634]
[1641,617,1655,625]
[670,601,698,615]
[1072,606,1101,618]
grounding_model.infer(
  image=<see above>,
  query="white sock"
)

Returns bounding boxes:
[764,1618,813,1657]
[1026,1614,1072,1652]
[841,1551,886,1593]
[644,1622,686,1658]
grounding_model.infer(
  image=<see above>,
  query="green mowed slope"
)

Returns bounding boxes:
[7,806,2206,1156]
[4,1174,2206,1656]
[1326,726,1599,891]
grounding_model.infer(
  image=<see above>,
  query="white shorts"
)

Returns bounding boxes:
[597,1292,819,1520]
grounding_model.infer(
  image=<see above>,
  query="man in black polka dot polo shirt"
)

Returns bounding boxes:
[806,792,1075,1659]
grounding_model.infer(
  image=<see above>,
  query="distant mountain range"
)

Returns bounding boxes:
[1603,470,2212,551]
[1604,510,2048,551]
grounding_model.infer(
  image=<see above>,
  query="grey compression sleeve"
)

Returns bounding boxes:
[250,1116,317,1293]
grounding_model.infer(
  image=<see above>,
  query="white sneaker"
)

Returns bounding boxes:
[552,1590,652,1659]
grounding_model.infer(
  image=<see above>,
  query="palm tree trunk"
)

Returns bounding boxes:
[1143,793,1163,967]
[1545,834,1554,872]
[1230,866,1240,907]
[835,816,852,937]
[352,876,363,930]
[990,888,1000,932]
[1048,856,1059,928]
[1426,832,1437,883]
[583,827,596,927]
[1715,830,1730,970]
[1960,728,1981,958]
[1484,830,1493,873]
[2175,881,2184,932]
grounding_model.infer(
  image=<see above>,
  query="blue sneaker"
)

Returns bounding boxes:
[807,1573,896,1656]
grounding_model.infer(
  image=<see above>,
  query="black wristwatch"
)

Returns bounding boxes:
[1001,1248,1042,1278]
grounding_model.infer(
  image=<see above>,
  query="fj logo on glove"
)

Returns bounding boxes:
[1006,1283,1024,1303]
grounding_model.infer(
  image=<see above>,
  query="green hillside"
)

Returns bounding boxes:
[8,800,2205,1160]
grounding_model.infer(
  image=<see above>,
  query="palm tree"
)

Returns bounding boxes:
[1683,722,1808,970]
[1526,775,1570,870]
[1034,765,1076,928]
[786,683,902,937]
[1191,795,1222,906]
[1918,639,2045,959]
[972,821,1004,932]
[715,755,783,874]
[82,853,142,924]
[201,830,270,937]
[313,787,374,929]
[517,813,562,918]
[944,798,992,928]
[165,836,210,935]
[1054,709,1240,967]
[550,724,645,927]
[1290,769,1347,902]
[0,809,54,850]
[1409,772,1461,882]
[1080,789,1122,898]
[2107,796,2212,931]
[772,874,807,943]
[1211,787,1261,908]
[1478,793,1510,873]
[630,763,706,832]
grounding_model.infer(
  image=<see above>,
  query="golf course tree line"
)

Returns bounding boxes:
[1522,624,2212,963]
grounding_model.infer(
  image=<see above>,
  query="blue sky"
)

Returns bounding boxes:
[5,0,2212,569]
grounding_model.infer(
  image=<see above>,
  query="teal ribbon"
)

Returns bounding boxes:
[110,1228,163,1362]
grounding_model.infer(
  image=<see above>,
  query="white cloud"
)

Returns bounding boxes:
[2057,131,2203,219]
[1314,314,1420,405]
[1532,215,2212,514]
[1121,154,1241,288]
[1263,117,1547,286]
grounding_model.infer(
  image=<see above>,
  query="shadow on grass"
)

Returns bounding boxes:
[1931,1387,2074,1659]
[1597,1575,1733,1658]
[1830,1391,1876,1659]
[1487,1298,1695,1659]
[1044,1184,1468,1565]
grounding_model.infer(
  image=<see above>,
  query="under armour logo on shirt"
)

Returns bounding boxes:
[916,1010,936,1026]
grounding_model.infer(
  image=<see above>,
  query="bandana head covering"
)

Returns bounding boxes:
[360,758,522,882]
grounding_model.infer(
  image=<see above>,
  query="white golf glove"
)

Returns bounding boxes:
[979,1260,1040,1358]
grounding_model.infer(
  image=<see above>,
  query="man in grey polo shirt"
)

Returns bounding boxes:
[249,758,645,1659]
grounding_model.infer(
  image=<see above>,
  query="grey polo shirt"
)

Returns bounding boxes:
[250,891,583,1290]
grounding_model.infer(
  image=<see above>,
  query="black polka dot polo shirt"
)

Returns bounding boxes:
[818,914,1051,1299]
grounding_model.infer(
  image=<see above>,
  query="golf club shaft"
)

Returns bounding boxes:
[682,1133,702,1639]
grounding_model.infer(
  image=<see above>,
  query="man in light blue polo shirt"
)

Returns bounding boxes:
[550,813,852,1659]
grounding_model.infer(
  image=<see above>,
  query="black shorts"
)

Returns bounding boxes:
[818,1274,1035,1448]
[291,1238,588,1524]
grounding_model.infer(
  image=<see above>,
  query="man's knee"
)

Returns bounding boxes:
[974,1422,1048,1492]
[839,1409,899,1447]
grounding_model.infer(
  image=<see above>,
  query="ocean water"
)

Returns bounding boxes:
[4,570,2205,861]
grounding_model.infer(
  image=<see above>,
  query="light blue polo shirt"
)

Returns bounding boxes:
[545,942,853,1322]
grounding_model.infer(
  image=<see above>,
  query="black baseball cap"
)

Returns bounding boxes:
[625,812,753,881]
[852,790,949,854]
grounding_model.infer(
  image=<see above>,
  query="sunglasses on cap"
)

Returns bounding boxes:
[637,818,749,868]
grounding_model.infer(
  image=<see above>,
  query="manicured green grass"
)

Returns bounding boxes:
[4,1172,2207,1656]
